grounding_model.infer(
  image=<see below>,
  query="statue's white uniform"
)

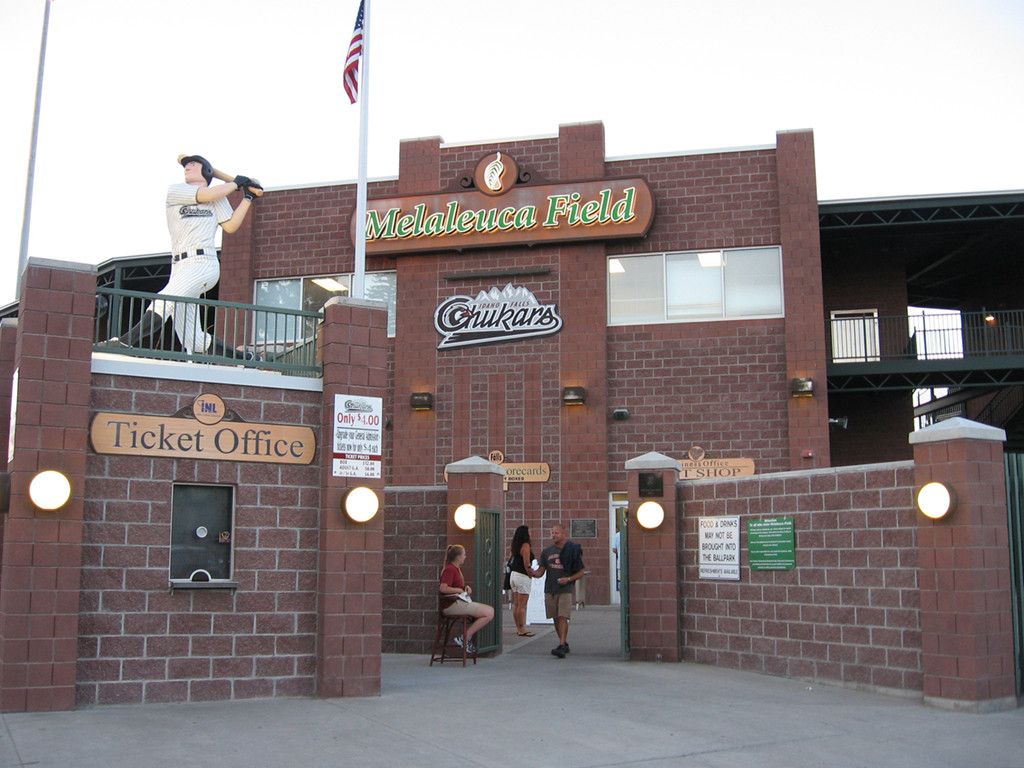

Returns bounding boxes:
[153,183,233,353]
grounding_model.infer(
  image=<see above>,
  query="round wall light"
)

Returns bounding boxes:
[636,500,665,530]
[28,470,72,511]
[344,486,380,523]
[453,503,477,531]
[916,481,956,520]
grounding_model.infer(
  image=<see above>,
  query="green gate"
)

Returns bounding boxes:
[619,506,630,659]
[1005,453,1024,697]
[473,508,502,654]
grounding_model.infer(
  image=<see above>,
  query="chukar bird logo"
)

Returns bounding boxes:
[483,152,506,192]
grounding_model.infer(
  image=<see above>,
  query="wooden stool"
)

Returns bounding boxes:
[429,603,476,666]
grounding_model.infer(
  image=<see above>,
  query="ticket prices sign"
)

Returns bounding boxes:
[332,394,383,478]
[747,517,796,570]
[698,516,740,580]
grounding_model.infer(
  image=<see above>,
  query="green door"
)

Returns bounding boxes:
[474,507,502,654]
[1005,453,1024,696]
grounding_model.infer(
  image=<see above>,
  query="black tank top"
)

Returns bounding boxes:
[510,546,530,575]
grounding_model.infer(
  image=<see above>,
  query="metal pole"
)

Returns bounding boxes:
[352,0,371,300]
[16,0,52,300]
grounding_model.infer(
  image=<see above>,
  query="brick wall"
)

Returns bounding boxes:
[679,461,922,692]
[78,375,321,706]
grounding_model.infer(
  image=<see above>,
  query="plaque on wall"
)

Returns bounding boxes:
[639,472,664,498]
[570,519,598,539]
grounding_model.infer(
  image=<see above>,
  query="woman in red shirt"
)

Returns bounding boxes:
[439,544,494,654]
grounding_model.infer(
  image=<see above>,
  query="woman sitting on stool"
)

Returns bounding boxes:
[439,544,494,655]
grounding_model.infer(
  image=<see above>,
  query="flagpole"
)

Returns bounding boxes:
[352,0,371,301]
[16,0,53,301]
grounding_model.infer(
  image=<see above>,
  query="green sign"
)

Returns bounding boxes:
[748,517,796,570]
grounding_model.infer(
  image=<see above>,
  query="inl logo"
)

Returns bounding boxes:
[192,394,227,425]
[200,401,218,414]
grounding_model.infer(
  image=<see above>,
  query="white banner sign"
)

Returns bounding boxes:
[698,516,740,580]
[332,394,383,478]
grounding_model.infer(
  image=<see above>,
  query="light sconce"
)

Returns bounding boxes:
[636,500,665,530]
[562,386,587,406]
[410,392,434,411]
[790,377,814,398]
[28,470,72,511]
[453,503,477,531]
[344,486,380,523]
[916,481,956,521]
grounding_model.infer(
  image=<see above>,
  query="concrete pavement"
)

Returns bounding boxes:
[2,607,1022,768]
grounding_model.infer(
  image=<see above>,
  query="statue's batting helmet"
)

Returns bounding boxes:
[179,155,213,185]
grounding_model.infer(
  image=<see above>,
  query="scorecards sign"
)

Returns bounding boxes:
[332,395,383,478]
[698,516,740,580]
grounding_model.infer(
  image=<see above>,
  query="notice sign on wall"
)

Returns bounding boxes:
[698,516,740,580]
[748,517,796,570]
[332,394,383,478]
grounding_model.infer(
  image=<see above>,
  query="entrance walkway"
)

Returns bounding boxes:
[3,606,1022,768]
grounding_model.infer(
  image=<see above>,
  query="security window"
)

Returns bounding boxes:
[170,484,235,586]
[609,247,783,325]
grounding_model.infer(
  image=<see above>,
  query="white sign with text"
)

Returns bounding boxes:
[332,394,383,478]
[698,516,740,580]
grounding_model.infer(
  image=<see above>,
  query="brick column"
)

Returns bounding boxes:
[776,129,829,469]
[444,457,504,590]
[317,296,389,698]
[910,417,1016,712]
[217,190,255,305]
[1,259,95,712]
[624,452,681,662]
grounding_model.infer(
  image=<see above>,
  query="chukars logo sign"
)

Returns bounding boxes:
[434,284,563,349]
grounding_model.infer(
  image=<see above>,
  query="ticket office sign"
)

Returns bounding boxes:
[332,395,383,478]
[698,516,740,581]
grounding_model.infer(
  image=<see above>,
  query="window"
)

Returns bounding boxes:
[254,271,398,340]
[170,484,234,585]
[830,309,880,363]
[608,247,783,325]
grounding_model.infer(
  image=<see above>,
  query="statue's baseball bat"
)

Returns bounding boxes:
[177,154,263,197]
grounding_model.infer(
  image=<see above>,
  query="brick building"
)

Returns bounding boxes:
[0,122,1020,712]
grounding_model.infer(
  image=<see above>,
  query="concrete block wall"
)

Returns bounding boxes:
[78,376,322,706]
[679,462,922,692]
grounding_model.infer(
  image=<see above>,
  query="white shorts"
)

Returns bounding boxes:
[509,571,532,595]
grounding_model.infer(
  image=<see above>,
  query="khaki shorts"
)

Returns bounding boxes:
[442,599,493,620]
[544,592,572,619]
[509,571,532,595]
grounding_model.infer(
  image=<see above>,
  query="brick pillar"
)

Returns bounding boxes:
[776,129,829,469]
[1,260,95,712]
[445,456,504,649]
[558,121,611,604]
[392,136,442,485]
[624,452,681,662]
[317,296,389,698]
[910,417,1016,712]
[217,190,255,305]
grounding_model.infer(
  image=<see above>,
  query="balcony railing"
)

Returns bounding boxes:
[828,309,1024,365]
[93,287,323,377]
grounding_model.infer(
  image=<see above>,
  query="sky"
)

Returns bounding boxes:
[1,0,1022,307]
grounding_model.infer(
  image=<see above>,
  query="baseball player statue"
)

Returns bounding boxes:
[101,155,261,358]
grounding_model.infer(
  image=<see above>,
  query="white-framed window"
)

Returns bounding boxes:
[608,247,783,325]
[170,484,235,586]
[254,271,397,341]
[830,309,880,363]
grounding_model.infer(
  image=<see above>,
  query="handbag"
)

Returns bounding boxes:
[503,555,513,591]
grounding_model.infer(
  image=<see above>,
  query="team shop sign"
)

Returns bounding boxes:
[353,153,654,255]
[434,284,562,349]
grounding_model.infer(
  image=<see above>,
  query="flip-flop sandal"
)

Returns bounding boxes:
[517,631,535,637]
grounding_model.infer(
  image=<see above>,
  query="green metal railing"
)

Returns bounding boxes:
[828,309,1024,364]
[93,287,323,377]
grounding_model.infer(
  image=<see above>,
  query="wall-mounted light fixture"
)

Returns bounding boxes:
[453,503,477,531]
[612,407,630,421]
[636,500,665,530]
[410,392,434,411]
[28,470,72,511]
[344,486,380,523]
[916,481,956,520]
[790,377,814,398]
[562,386,586,406]
[828,416,849,429]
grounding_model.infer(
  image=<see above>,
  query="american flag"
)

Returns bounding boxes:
[343,1,365,104]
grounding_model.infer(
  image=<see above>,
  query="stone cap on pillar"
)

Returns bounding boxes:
[625,451,680,472]
[908,417,1006,445]
[445,455,506,476]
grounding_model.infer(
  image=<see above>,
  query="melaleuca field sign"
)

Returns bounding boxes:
[434,284,562,349]
[352,151,654,255]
